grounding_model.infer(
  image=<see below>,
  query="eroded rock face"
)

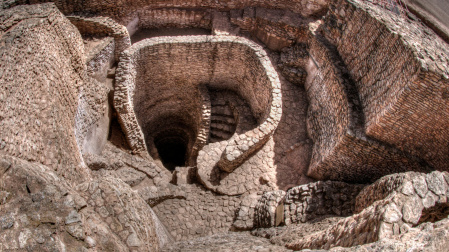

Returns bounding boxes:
[0,154,164,251]
[0,3,89,183]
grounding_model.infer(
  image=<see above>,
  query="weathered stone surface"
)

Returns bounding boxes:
[254,191,286,228]
[3,0,449,251]
[324,0,449,171]
[284,171,449,251]
[0,3,90,183]
[284,181,364,225]
[426,171,448,195]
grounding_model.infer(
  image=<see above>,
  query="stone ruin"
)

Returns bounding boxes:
[1,0,449,251]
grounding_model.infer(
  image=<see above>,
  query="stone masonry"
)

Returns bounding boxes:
[2,0,449,251]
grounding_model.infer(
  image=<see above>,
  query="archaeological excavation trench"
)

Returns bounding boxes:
[1,0,449,251]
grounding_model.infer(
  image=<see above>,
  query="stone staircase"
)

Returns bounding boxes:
[209,102,237,143]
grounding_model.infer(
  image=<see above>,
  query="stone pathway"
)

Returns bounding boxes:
[161,232,291,252]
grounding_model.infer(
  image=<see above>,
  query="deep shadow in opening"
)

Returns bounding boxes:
[416,202,449,226]
[154,130,189,171]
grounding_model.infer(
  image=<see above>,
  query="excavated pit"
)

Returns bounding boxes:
[4,1,449,251]
[114,35,282,174]
[153,125,191,171]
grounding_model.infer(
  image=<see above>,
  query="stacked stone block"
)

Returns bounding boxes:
[27,0,329,22]
[152,184,241,241]
[284,181,364,225]
[138,8,212,30]
[287,171,449,250]
[67,16,131,61]
[323,0,449,170]
[0,3,89,183]
[115,36,282,175]
[305,31,426,182]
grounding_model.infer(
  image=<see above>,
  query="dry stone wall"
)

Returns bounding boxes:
[75,38,112,156]
[230,7,311,51]
[3,0,449,251]
[152,184,241,241]
[115,35,282,174]
[138,8,212,31]
[67,15,131,61]
[0,3,89,183]
[287,170,449,250]
[305,29,426,182]
[323,0,449,170]
[26,0,329,24]
[284,181,364,225]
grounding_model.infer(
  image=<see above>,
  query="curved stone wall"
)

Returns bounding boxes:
[114,35,282,171]
[0,3,90,183]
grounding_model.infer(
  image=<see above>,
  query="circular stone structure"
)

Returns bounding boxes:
[114,35,282,172]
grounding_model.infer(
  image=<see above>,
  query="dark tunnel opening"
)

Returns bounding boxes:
[154,130,189,171]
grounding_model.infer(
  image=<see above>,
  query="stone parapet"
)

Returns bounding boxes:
[284,181,364,225]
[67,15,131,61]
[287,171,449,250]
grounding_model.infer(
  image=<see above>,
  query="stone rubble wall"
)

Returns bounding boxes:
[135,6,313,51]
[328,218,449,252]
[323,0,449,170]
[67,15,131,61]
[305,29,426,182]
[138,8,212,30]
[279,43,309,85]
[84,38,115,81]
[284,181,364,225]
[0,3,90,184]
[254,190,286,228]
[74,38,112,156]
[230,7,310,51]
[152,184,241,241]
[115,36,282,174]
[74,76,110,156]
[68,17,119,157]
[354,172,408,213]
[210,89,258,134]
[0,154,163,251]
[286,171,449,250]
[189,85,212,166]
[233,193,261,230]
[233,181,364,230]
[27,0,329,23]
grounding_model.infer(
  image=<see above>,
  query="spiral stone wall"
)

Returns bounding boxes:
[0,3,90,183]
[114,35,282,172]
[3,0,449,251]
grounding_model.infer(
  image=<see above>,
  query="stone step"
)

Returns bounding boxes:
[210,115,235,124]
[211,105,233,116]
[210,122,235,132]
[210,129,233,140]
